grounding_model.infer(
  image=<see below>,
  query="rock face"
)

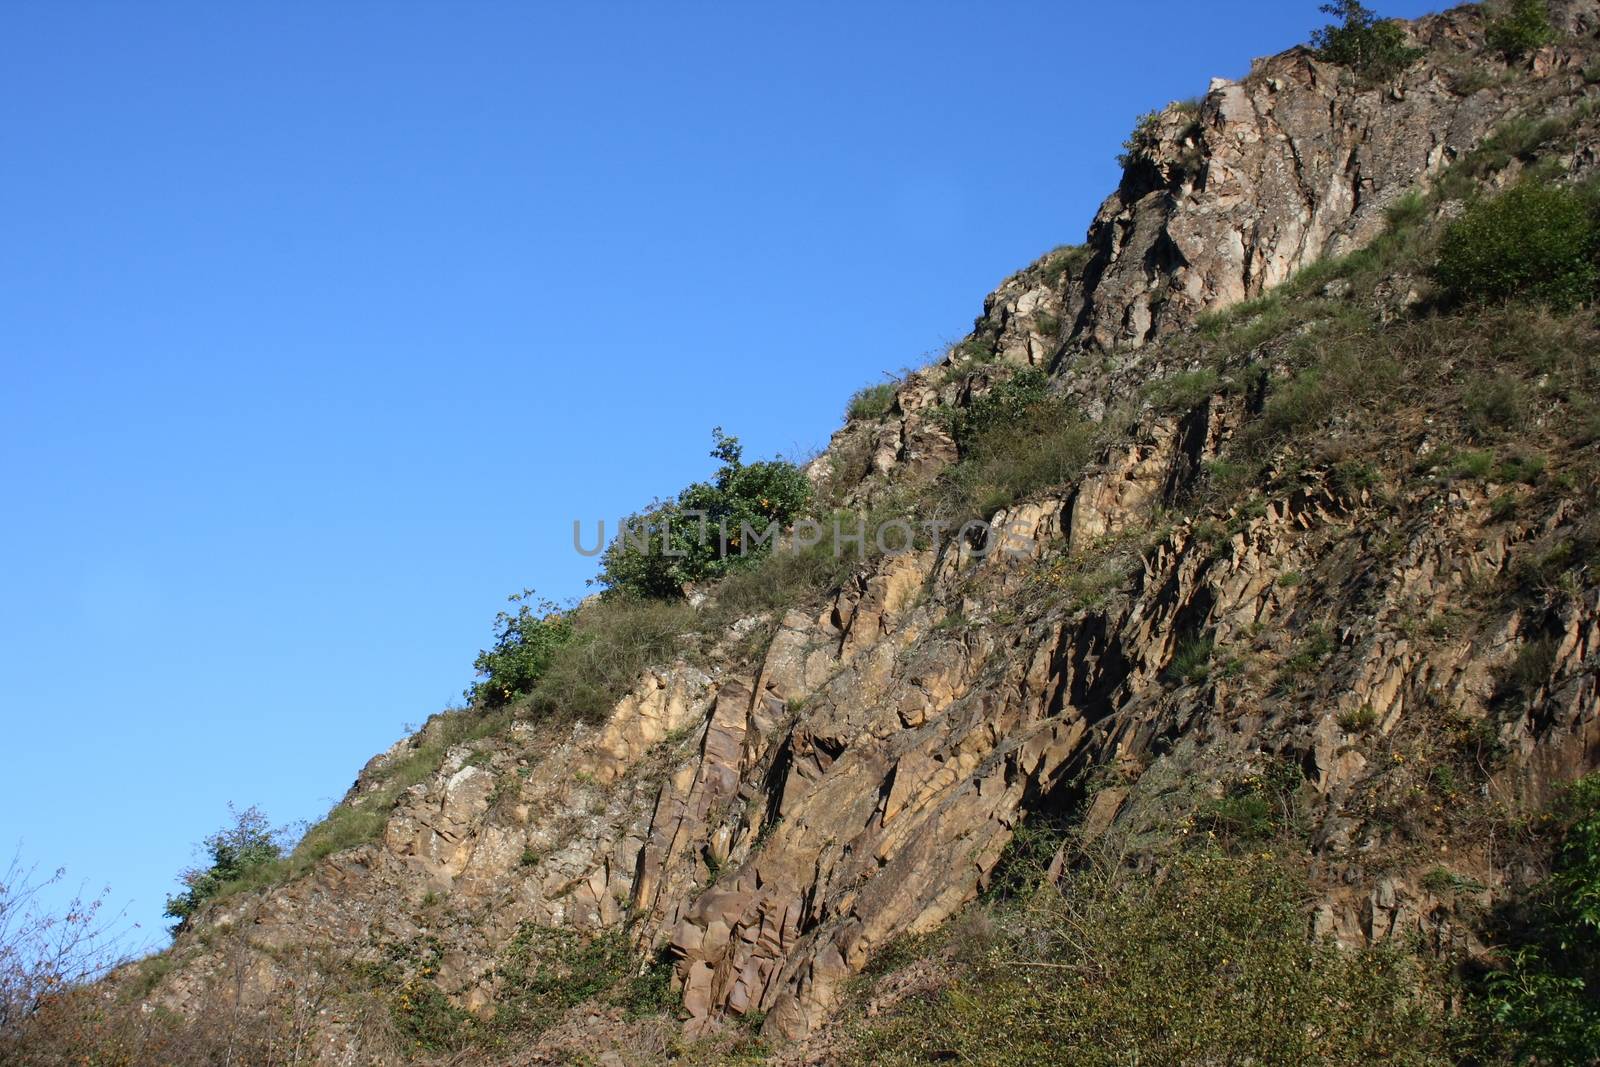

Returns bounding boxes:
[1072,3,1596,352]
[140,4,1600,1061]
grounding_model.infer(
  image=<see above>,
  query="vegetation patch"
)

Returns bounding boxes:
[1311,1,1426,82]
[846,381,898,421]
[1434,180,1600,311]
[598,428,812,600]
[931,368,1101,520]
[470,590,574,707]
[1470,774,1600,1064]
[852,846,1447,1066]
[1484,0,1556,61]
[163,805,287,932]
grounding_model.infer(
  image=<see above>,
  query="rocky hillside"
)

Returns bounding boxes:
[14,3,1600,1064]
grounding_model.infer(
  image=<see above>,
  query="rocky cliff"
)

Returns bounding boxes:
[88,4,1600,1064]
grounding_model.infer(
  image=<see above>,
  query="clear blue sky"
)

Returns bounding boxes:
[0,1,1438,951]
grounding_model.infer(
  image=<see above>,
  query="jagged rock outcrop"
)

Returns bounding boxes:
[131,5,1600,1063]
[1072,0,1597,352]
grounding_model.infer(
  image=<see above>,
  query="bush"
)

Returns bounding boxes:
[0,858,117,1050]
[523,595,695,722]
[163,806,286,931]
[598,428,812,599]
[1145,367,1221,413]
[1435,181,1600,310]
[492,926,632,1035]
[470,590,574,707]
[847,382,898,421]
[1163,634,1214,686]
[1463,374,1527,440]
[934,370,1097,519]
[1485,0,1555,61]
[707,526,861,621]
[1039,244,1092,287]
[853,849,1447,1065]
[1116,110,1162,169]
[1474,775,1600,1063]
[948,369,1052,446]
[1311,1,1426,80]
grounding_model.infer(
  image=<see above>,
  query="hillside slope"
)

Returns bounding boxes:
[16,3,1600,1065]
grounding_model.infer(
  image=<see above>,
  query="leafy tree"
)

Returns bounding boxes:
[470,590,574,707]
[163,806,285,931]
[1311,1,1425,80]
[597,428,811,599]
[1486,0,1555,60]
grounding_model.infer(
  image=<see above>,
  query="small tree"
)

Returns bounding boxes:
[597,428,811,599]
[163,806,285,931]
[1311,1,1425,81]
[470,590,574,707]
[1486,0,1555,61]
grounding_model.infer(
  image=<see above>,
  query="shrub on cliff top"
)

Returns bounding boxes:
[1311,1,1425,81]
[1116,110,1163,169]
[598,428,811,599]
[163,806,286,931]
[847,381,898,422]
[470,590,574,707]
[1485,0,1556,61]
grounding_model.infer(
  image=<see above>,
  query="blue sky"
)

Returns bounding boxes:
[0,0,1438,951]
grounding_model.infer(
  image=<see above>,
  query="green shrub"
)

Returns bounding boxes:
[1495,450,1546,484]
[1145,368,1221,413]
[525,596,696,722]
[470,590,574,707]
[620,948,679,1020]
[1485,0,1555,61]
[853,849,1446,1066]
[1163,634,1215,686]
[598,428,812,599]
[948,368,1051,445]
[1196,763,1303,842]
[847,382,897,421]
[1246,316,1401,446]
[1311,1,1425,81]
[493,926,633,1034]
[1473,775,1600,1064]
[707,524,861,621]
[1463,374,1527,439]
[1339,705,1379,732]
[163,806,286,930]
[1039,244,1092,287]
[1495,635,1558,710]
[1116,110,1162,169]
[1435,181,1600,310]
[1451,449,1496,479]
[934,371,1097,519]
